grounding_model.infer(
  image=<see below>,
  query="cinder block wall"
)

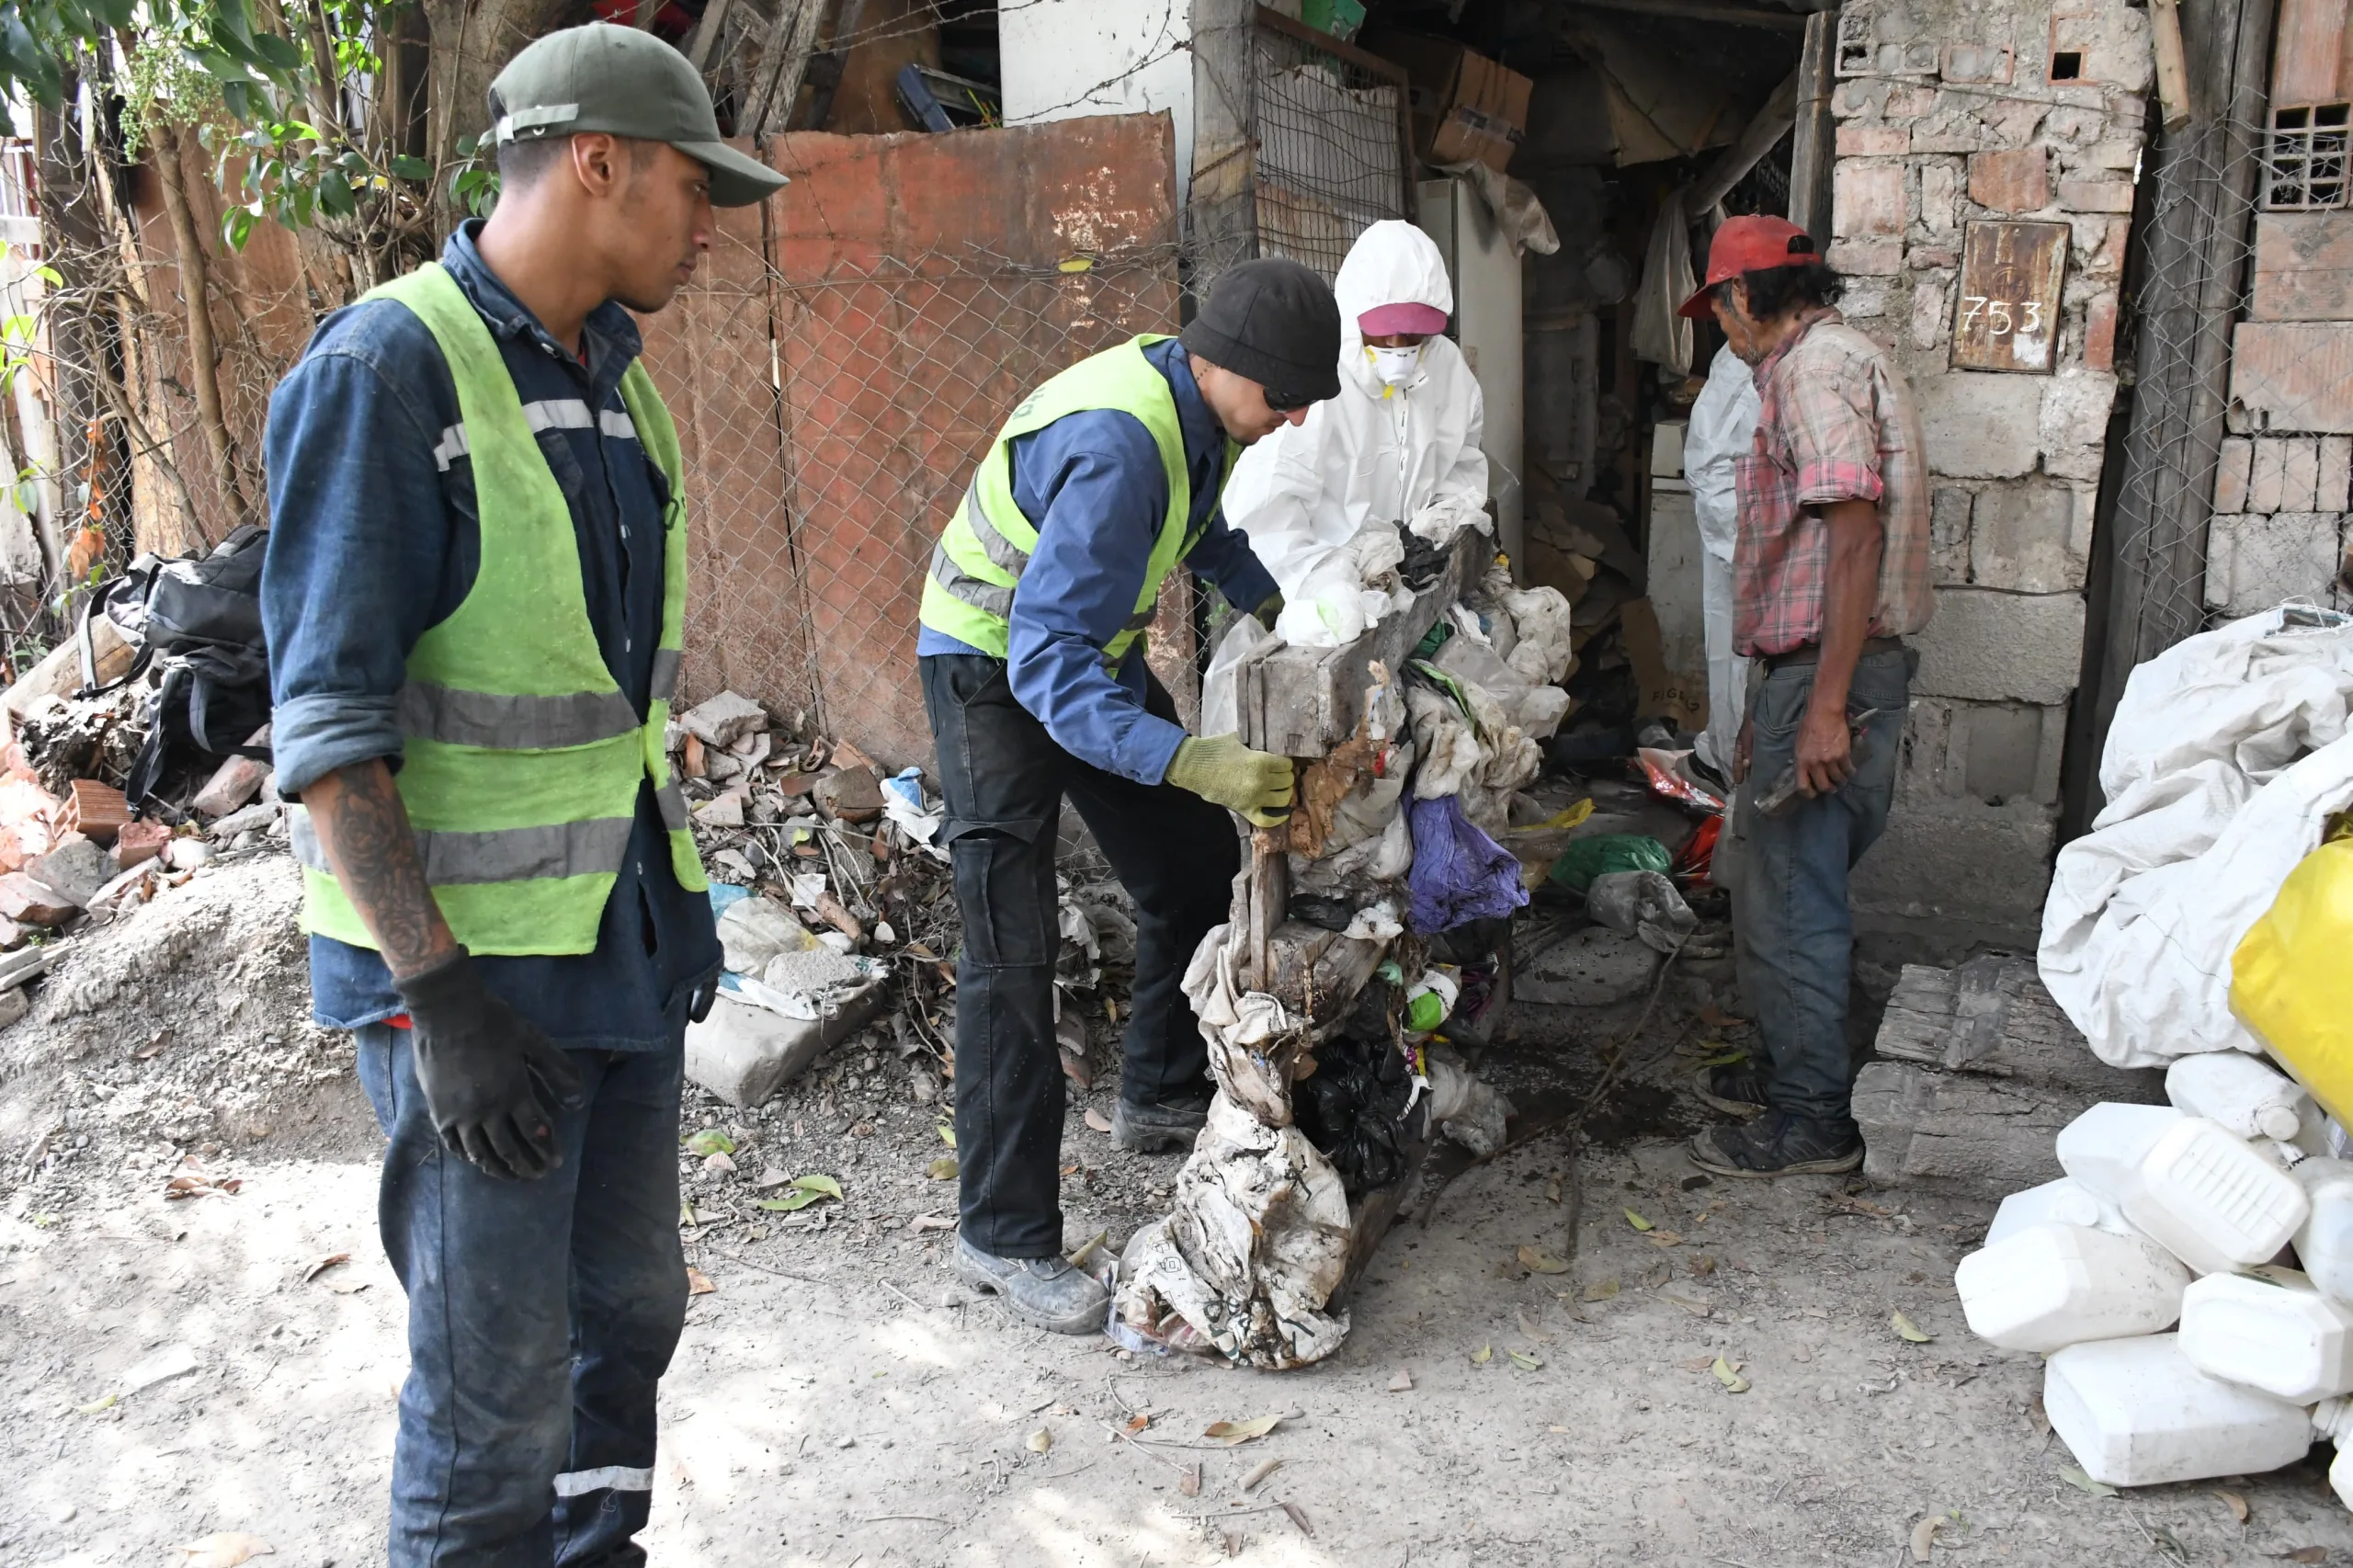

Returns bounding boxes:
[1824,0,2152,949]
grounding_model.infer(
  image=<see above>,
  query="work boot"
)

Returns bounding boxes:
[1111,1093,1211,1154]
[1692,1058,1769,1120]
[952,1237,1109,1335]
[1688,1109,1863,1178]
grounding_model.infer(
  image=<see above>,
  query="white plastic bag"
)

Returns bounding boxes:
[1201,613,1275,738]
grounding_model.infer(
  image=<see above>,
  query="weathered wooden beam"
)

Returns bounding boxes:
[1873,954,2165,1104]
[1854,1062,2079,1194]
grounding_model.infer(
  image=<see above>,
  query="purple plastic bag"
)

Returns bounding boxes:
[1407,796,1529,934]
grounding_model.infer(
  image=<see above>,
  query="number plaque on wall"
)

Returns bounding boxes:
[1951,220,2070,373]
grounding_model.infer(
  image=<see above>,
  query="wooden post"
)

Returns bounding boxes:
[1786,11,1837,241]
[2152,0,2195,131]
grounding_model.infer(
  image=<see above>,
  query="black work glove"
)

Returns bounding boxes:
[395,952,584,1180]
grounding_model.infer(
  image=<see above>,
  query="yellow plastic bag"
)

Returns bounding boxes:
[2232,835,2353,1126]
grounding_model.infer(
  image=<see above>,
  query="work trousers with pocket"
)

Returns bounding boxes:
[921,653,1239,1258]
[357,1023,688,1568]
[1727,645,1911,1128]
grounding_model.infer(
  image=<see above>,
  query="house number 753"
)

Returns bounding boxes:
[1960,296,2044,336]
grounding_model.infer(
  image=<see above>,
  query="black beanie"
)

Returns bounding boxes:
[1179,258,1342,403]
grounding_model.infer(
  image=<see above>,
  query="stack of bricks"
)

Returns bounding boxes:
[1822,0,2153,942]
[2206,437,2353,618]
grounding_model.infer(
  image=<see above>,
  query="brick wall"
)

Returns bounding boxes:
[1824,0,2152,944]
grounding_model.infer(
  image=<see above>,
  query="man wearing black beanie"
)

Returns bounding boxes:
[915,257,1342,1333]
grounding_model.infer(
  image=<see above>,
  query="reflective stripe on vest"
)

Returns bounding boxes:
[916,335,1231,663]
[298,261,706,958]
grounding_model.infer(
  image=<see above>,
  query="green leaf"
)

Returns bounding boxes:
[251,32,305,71]
[389,153,431,180]
[752,1173,844,1212]
[1470,1344,1491,1365]
[2058,1464,2119,1498]
[194,49,254,84]
[926,1156,958,1180]
[1623,1208,1654,1232]
[1711,1355,1750,1393]
[1507,1349,1543,1371]
[682,1128,736,1157]
[316,172,356,217]
[937,1124,956,1148]
[1891,1311,1934,1344]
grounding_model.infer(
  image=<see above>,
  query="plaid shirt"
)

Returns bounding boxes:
[1732,309,1934,657]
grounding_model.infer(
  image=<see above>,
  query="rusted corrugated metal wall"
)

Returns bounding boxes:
[642,114,1181,771]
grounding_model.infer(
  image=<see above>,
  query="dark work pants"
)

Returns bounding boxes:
[921,653,1239,1258]
[357,1025,688,1568]
[1730,646,1911,1128]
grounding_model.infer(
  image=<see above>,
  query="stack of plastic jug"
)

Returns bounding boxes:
[1953,1051,2353,1493]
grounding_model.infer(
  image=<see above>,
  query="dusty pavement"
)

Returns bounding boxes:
[6,855,2353,1566]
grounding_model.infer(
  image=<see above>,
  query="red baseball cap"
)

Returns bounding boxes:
[1677,215,1822,319]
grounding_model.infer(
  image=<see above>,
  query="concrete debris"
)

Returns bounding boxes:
[679,690,768,749]
[207,800,282,841]
[813,767,883,824]
[115,820,171,869]
[28,837,114,909]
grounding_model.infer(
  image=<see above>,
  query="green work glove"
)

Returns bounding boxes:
[1166,733,1294,828]
[1253,592,1284,626]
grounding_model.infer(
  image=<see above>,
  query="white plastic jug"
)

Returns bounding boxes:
[2296,1158,2353,1304]
[2056,1104,2310,1275]
[2179,1266,2353,1403]
[1985,1177,2130,1246]
[2168,1052,2313,1143]
[2045,1335,2316,1487]
[1954,1222,2189,1352]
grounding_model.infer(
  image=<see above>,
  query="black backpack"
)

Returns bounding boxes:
[78,524,272,811]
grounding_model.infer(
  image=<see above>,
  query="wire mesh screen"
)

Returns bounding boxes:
[637,121,1185,772]
[1248,17,1414,283]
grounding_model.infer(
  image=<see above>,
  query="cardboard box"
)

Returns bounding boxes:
[1367,32,1532,172]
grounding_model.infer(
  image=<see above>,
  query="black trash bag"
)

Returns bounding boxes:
[1293,1034,1415,1197]
[1393,521,1449,590]
[1286,894,1356,932]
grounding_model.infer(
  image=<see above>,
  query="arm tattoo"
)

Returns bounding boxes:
[302,760,459,979]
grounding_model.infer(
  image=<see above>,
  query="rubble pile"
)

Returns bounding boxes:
[1951,1051,2353,1497]
[669,690,1134,1108]
[1116,529,1574,1369]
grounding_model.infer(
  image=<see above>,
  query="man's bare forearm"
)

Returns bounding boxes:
[301,760,458,980]
[1809,498,1884,714]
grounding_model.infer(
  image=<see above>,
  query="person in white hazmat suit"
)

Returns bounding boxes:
[1684,342,1761,786]
[1223,220,1488,646]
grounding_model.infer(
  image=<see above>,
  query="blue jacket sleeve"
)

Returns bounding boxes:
[1002,409,1190,784]
[1182,506,1279,613]
[262,307,465,798]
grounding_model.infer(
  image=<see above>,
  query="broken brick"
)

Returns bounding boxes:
[2084,290,2120,372]
[2059,178,2136,213]
[1968,148,2050,213]
[64,779,130,845]
[114,819,171,869]
[813,767,883,824]
[190,735,272,819]
[1836,124,1909,156]
[0,872,76,927]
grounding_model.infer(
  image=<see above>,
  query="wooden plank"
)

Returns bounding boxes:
[1871,955,2166,1103]
[1854,1061,2081,1195]
[1240,529,1486,757]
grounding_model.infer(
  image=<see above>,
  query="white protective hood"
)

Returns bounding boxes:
[1223,221,1489,602]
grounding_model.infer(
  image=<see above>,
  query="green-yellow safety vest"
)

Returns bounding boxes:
[293,261,708,957]
[917,335,1233,664]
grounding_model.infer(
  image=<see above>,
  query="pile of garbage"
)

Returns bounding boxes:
[1953,1051,2353,1496]
[1115,527,1573,1369]
[669,689,1131,1102]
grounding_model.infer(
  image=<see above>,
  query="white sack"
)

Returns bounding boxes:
[2040,606,2353,1068]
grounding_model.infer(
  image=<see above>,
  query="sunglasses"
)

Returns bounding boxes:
[1263,386,1319,413]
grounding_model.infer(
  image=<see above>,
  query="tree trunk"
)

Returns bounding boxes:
[422,0,581,228]
[147,123,247,540]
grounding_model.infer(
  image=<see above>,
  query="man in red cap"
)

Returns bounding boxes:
[1677,216,1933,1178]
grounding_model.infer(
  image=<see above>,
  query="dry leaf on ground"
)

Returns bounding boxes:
[1910,1517,1939,1562]
[1508,1349,1544,1371]
[1582,1278,1620,1302]
[756,1174,845,1211]
[1470,1345,1493,1366]
[1623,1209,1654,1232]
[1180,1463,1201,1497]
[2213,1490,2248,1524]
[1518,1245,1570,1274]
[1711,1356,1750,1393]
[1202,1415,1284,1445]
[1084,1108,1113,1133]
[301,1252,350,1284]
[1388,1368,1413,1392]
[685,1267,716,1296]
[1240,1457,1283,1492]
[2058,1465,2118,1497]
[1026,1427,1052,1453]
[180,1536,274,1568]
[926,1157,960,1181]
[1282,1501,1313,1537]
[1891,1311,1934,1343]
[2287,1549,2327,1564]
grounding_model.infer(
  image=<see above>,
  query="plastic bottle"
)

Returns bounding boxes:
[2167,1052,2313,1143]
[1954,1222,2190,1352]
[2055,1103,2311,1275]
[2044,1335,2316,1487]
[2295,1158,2353,1303]
[2178,1266,2353,1403]
[1985,1177,2131,1246]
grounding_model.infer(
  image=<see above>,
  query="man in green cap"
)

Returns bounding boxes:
[261,22,781,1562]
[917,257,1342,1333]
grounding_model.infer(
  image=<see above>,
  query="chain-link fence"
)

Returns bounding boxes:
[1247,11,1415,284]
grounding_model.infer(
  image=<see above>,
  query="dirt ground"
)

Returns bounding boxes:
[6,853,2353,1566]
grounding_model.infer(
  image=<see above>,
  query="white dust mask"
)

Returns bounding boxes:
[1366,343,1422,390]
